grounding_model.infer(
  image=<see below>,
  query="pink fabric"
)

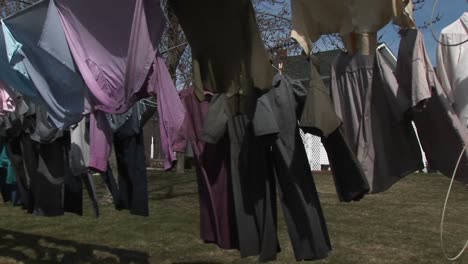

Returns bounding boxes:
[88,54,186,172]
[55,0,165,114]
[55,0,180,172]
[153,55,186,170]
[88,111,112,172]
[0,81,15,113]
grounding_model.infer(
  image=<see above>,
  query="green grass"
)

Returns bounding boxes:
[1,170,468,263]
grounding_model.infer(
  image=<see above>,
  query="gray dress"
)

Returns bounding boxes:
[203,93,279,261]
[330,51,423,193]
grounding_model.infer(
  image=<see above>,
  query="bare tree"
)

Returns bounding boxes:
[0,0,38,18]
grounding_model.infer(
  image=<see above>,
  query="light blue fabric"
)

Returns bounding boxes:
[1,0,85,129]
[0,25,38,99]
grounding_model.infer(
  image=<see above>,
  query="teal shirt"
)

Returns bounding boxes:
[0,146,15,184]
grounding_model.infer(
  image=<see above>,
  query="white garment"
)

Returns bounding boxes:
[70,117,90,176]
[437,12,468,126]
[291,0,394,54]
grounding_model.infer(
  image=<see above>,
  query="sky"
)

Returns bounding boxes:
[380,0,467,64]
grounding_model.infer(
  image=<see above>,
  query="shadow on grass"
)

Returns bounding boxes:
[150,179,198,193]
[172,262,223,264]
[0,228,149,263]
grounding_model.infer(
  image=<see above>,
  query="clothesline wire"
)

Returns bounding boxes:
[160,41,189,54]
[440,145,468,261]
[141,98,158,107]
[430,0,468,47]
[161,39,301,56]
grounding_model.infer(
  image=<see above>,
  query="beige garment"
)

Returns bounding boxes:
[299,59,341,137]
[170,0,273,115]
[291,0,394,55]
[436,12,468,126]
[392,0,416,28]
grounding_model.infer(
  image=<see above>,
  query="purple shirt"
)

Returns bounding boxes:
[55,0,166,113]
[89,55,185,172]
[54,0,184,172]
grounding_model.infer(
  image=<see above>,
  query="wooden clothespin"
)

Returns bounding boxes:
[278,62,284,75]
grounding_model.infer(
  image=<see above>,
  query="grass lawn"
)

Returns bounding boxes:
[0,170,467,264]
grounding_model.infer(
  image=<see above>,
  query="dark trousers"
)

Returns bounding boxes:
[229,116,280,261]
[0,167,11,203]
[8,134,82,217]
[322,128,370,202]
[7,135,34,213]
[271,130,331,261]
[102,132,148,217]
[26,136,65,217]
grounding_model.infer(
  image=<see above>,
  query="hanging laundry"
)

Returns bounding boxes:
[203,93,279,261]
[53,0,165,113]
[0,24,38,101]
[0,145,20,205]
[112,127,149,216]
[0,96,37,211]
[153,55,186,170]
[169,0,273,114]
[436,12,468,126]
[0,94,84,216]
[174,87,238,250]
[68,116,100,218]
[49,0,184,172]
[330,51,424,193]
[0,81,15,114]
[104,102,154,217]
[299,56,369,201]
[252,74,331,261]
[88,53,185,173]
[2,0,86,129]
[397,28,468,184]
[69,118,90,177]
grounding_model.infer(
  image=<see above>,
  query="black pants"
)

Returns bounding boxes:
[229,116,279,261]
[322,128,370,202]
[7,135,33,213]
[9,134,78,217]
[0,167,10,203]
[25,135,65,217]
[103,132,148,217]
[271,130,331,261]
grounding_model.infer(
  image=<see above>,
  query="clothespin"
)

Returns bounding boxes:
[278,62,284,75]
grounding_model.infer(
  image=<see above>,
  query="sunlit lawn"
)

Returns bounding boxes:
[0,170,467,264]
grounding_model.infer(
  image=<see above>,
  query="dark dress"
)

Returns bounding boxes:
[203,93,280,261]
[174,87,238,250]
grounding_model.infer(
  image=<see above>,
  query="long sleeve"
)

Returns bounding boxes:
[88,111,112,173]
[154,54,186,170]
[436,33,456,104]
